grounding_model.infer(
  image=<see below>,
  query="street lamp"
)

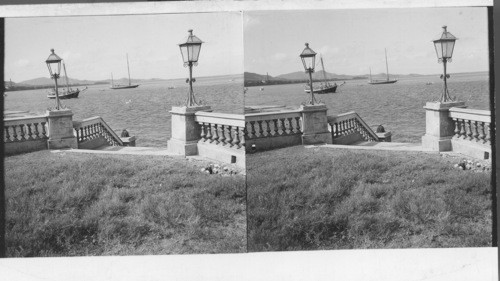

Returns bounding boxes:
[179,29,203,107]
[300,43,317,105]
[45,48,63,110]
[433,25,458,102]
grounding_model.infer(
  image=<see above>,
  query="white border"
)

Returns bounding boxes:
[0,1,497,281]
[0,0,493,18]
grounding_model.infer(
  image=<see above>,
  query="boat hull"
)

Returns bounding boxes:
[368,80,398,85]
[304,85,337,94]
[110,84,139,89]
[47,90,80,99]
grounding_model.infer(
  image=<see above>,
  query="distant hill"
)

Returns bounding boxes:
[20,77,96,86]
[276,70,357,81]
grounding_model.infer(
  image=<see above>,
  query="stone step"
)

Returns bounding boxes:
[51,146,178,156]
[306,142,430,152]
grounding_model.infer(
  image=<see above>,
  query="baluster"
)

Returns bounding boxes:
[249,121,256,138]
[79,127,84,142]
[240,127,246,148]
[466,120,473,141]
[11,125,18,142]
[295,117,301,133]
[471,121,479,142]
[453,118,460,138]
[265,120,271,136]
[485,123,491,144]
[459,119,466,139]
[341,121,346,135]
[41,122,47,138]
[280,119,287,135]
[334,122,338,137]
[17,125,26,141]
[199,122,207,141]
[272,119,279,136]
[286,118,292,134]
[4,126,11,142]
[219,124,227,145]
[213,124,220,144]
[257,121,263,137]
[226,125,233,146]
[477,122,485,143]
[204,123,212,142]
[26,123,33,140]
[33,123,40,139]
[233,126,241,147]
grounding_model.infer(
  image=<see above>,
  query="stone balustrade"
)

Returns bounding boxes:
[244,110,303,152]
[73,116,124,148]
[193,111,246,167]
[245,110,302,139]
[327,111,380,144]
[449,108,491,145]
[448,107,491,160]
[4,115,48,143]
[195,111,246,149]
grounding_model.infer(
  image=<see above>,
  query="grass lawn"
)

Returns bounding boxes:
[5,151,246,256]
[247,146,492,251]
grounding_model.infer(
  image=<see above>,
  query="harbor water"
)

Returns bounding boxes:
[5,72,489,146]
[5,75,244,147]
[245,72,490,142]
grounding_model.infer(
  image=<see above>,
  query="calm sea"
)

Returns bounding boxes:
[245,72,490,142]
[5,75,244,147]
[5,72,489,146]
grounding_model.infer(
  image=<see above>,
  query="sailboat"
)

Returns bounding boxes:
[47,62,85,99]
[305,56,339,94]
[110,54,139,89]
[368,48,398,85]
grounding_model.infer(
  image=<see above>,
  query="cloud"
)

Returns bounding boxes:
[60,51,83,63]
[318,46,340,56]
[15,59,30,67]
[272,53,288,61]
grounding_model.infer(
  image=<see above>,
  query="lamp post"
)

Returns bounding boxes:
[45,48,63,110]
[300,43,317,105]
[179,29,203,107]
[433,25,458,103]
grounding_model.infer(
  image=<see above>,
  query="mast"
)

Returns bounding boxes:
[320,56,328,84]
[63,62,70,91]
[126,53,131,86]
[385,48,389,81]
[369,67,372,83]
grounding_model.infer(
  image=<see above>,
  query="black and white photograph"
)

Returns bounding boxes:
[244,7,493,251]
[4,12,246,256]
[0,1,498,281]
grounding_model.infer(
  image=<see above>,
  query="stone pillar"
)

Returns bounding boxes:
[300,104,332,145]
[167,105,212,156]
[46,109,78,149]
[421,101,466,151]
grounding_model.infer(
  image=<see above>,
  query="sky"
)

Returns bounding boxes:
[5,12,243,82]
[244,7,490,76]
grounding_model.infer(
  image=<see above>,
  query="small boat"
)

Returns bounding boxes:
[47,62,86,99]
[167,86,175,89]
[368,49,398,85]
[305,56,339,94]
[110,54,139,89]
